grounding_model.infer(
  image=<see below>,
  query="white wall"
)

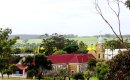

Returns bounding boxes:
[104,49,127,60]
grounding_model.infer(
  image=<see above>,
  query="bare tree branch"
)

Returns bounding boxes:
[94,0,122,42]
[107,0,123,42]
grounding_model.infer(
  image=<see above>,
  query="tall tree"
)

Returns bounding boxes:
[41,33,78,55]
[78,41,87,50]
[0,28,19,78]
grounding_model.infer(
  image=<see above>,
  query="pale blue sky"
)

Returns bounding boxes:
[0,0,129,36]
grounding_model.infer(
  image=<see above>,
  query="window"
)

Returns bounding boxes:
[103,54,104,58]
[98,54,100,58]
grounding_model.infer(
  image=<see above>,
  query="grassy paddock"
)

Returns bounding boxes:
[16,37,115,45]
[16,37,98,45]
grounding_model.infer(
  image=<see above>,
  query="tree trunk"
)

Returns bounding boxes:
[68,77,70,80]
[63,76,66,80]
[53,77,55,80]
[38,77,41,80]
[1,73,4,79]
[7,74,9,79]
[87,77,90,80]
[38,74,42,80]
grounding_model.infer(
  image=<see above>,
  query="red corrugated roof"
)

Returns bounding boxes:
[16,64,28,70]
[48,54,95,64]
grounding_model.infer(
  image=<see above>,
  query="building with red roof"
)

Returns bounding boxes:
[48,54,95,73]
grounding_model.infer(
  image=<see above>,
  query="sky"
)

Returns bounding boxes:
[0,0,129,36]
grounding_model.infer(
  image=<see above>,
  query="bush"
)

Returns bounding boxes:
[73,72,85,80]
[27,69,36,78]
[54,50,67,54]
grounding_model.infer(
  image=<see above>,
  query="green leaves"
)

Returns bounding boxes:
[0,28,18,79]
[63,44,79,53]
[22,54,52,78]
[0,28,18,55]
[87,58,97,70]
[41,34,78,55]
[96,64,109,80]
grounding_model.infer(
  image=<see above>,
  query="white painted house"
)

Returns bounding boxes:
[104,49,127,60]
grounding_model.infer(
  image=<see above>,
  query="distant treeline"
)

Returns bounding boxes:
[9,33,78,40]
[9,34,41,40]
[40,33,78,38]
[9,34,130,40]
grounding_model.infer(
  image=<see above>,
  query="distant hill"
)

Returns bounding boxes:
[9,34,130,41]
[9,34,41,40]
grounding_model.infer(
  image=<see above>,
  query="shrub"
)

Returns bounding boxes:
[73,72,85,80]
[27,69,36,78]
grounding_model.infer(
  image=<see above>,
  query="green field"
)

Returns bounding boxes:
[16,37,98,46]
[16,37,116,46]
[68,37,98,45]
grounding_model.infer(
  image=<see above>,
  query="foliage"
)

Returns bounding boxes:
[11,48,22,54]
[35,54,52,70]
[84,70,92,80]
[87,58,97,70]
[9,64,18,73]
[105,40,121,50]
[9,55,22,64]
[24,48,34,53]
[96,63,109,80]
[41,33,78,55]
[77,49,88,54]
[54,50,67,54]
[79,41,87,50]
[78,41,88,54]
[58,68,68,79]
[73,72,85,80]
[106,50,130,80]
[63,44,79,53]
[0,28,19,55]
[27,69,36,78]
[3,69,12,78]
[0,28,19,79]
[13,43,40,54]
[22,56,34,66]
[105,39,130,49]
[40,33,78,38]
[22,54,52,79]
